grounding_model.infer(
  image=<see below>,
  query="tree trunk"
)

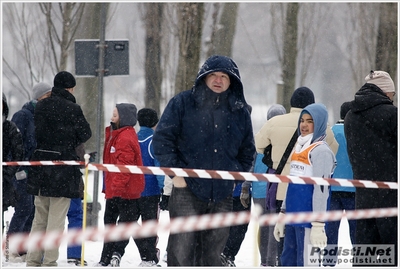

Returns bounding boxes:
[214,3,239,57]
[375,3,397,77]
[144,3,163,115]
[175,3,204,94]
[281,3,299,111]
[74,3,109,153]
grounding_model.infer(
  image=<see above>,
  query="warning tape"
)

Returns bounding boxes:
[3,207,397,253]
[2,161,398,189]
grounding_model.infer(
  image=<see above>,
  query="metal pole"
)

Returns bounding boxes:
[92,3,107,227]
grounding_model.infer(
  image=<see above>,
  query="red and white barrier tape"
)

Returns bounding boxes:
[2,161,398,189]
[3,207,397,253]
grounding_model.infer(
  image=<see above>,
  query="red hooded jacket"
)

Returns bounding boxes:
[103,124,144,199]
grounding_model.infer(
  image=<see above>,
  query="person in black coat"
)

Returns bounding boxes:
[25,71,92,267]
[2,93,24,229]
[153,55,255,266]
[344,70,397,267]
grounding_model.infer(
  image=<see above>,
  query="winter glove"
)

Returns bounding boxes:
[159,195,170,211]
[88,151,97,163]
[273,212,286,242]
[240,185,250,208]
[310,222,327,249]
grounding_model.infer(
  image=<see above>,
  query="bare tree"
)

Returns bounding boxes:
[174,3,204,94]
[375,3,397,77]
[142,3,163,114]
[206,3,238,58]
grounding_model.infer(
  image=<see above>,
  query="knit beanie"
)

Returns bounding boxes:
[137,108,159,128]
[290,87,315,108]
[54,71,76,89]
[267,104,286,120]
[365,70,395,93]
[32,82,52,100]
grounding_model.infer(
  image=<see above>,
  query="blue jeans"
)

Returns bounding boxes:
[167,186,232,266]
[67,198,83,259]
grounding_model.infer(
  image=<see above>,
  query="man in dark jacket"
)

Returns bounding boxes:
[7,82,52,262]
[2,93,24,229]
[26,71,92,267]
[344,70,397,267]
[153,55,256,266]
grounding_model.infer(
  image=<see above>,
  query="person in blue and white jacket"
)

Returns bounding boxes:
[136,108,164,267]
[274,103,336,266]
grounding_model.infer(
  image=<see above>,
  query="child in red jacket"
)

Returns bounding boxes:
[96,103,145,267]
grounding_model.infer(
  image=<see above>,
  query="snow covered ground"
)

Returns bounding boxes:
[2,170,353,268]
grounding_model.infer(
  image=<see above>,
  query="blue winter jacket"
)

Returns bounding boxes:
[153,55,256,203]
[11,101,37,161]
[138,126,164,196]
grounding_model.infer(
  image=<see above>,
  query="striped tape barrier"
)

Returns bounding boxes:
[2,161,398,189]
[3,207,397,253]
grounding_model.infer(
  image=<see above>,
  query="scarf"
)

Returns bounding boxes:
[295,133,313,152]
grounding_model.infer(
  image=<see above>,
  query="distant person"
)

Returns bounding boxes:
[344,70,397,267]
[136,108,163,266]
[274,103,336,266]
[153,55,256,266]
[2,93,24,230]
[26,71,92,267]
[255,87,338,265]
[96,103,145,267]
[7,83,51,263]
[240,104,286,267]
[324,101,356,267]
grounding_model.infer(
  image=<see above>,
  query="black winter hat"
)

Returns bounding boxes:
[290,87,315,108]
[137,108,159,128]
[54,71,76,89]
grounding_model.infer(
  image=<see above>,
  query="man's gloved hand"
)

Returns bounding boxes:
[240,185,250,208]
[273,212,286,242]
[88,152,97,163]
[310,222,327,249]
[159,195,170,211]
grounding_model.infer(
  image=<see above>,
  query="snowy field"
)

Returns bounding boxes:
[2,170,353,268]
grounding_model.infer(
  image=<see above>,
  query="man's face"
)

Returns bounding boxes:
[205,72,231,93]
[299,113,314,137]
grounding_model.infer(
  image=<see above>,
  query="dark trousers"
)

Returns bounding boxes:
[167,186,232,266]
[222,195,251,260]
[136,195,161,262]
[276,200,284,266]
[324,191,356,266]
[100,197,140,265]
[8,178,35,234]
[353,188,397,267]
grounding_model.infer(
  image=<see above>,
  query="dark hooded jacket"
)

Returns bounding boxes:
[27,87,92,198]
[2,93,24,211]
[153,55,256,203]
[103,103,145,199]
[344,83,397,208]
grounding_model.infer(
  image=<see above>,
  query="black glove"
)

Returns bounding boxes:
[88,151,97,163]
[159,195,170,211]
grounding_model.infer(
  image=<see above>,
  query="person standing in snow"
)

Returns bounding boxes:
[96,103,145,267]
[26,71,92,267]
[153,55,256,266]
[274,103,336,266]
[2,93,24,230]
[135,107,164,267]
[6,83,51,263]
[255,87,338,265]
[324,101,356,267]
[344,70,397,267]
